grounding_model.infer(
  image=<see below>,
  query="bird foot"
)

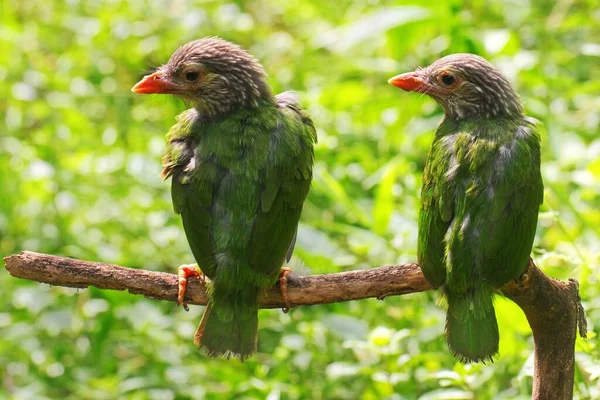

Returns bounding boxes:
[278,267,293,313]
[177,264,205,311]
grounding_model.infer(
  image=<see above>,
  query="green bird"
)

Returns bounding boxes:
[389,54,543,363]
[132,38,316,360]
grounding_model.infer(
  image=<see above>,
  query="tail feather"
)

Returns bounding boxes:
[194,285,260,361]
[445,289,499,363]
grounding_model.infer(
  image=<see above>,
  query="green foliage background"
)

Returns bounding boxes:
[1,0,599,399]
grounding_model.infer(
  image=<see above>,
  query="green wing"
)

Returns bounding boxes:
[165,118,219,279]
[418,139,453,287]
[481,124,544,285]
[248,93,317,278]
[418,122,459,287]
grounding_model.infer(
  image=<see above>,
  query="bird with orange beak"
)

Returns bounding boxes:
[389,54,543,363]
[132,38,317,360]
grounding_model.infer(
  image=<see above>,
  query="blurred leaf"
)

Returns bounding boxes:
[1,0,598,398]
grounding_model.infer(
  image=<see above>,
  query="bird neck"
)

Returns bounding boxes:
[439,84,523,121]
[442,102,523,122]
[181,97,279,139]
[193,92,276,121]
[438,114,525,141]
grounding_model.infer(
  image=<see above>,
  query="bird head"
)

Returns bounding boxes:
[132,37,271,117]
[388,54,522,120]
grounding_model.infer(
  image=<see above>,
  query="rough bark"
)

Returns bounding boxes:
[3,251,432,307]
[501,259,587,400]
[4,251,586,400]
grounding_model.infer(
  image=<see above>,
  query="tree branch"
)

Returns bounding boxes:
[3,251,586,400]
[2,251,432,308]
[501,259,587,400]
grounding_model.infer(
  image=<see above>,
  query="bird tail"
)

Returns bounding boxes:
[194,284,259,361]
[445,288,499,363]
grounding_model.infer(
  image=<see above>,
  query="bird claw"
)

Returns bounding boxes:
[177,264,205,311]
[278,267,293,313]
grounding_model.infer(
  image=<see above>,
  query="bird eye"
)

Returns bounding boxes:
[440,74,456,86]
[185,71,200,82]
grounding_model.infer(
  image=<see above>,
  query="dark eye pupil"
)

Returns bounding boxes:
[185,72,199,81]
[441,74,455,85]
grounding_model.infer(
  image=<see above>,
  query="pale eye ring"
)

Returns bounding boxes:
[440,74,456,86]
[185,71,200,82]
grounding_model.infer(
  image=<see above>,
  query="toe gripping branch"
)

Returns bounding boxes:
[177,264,205,311]
[278,267,294,313]
[176,265,294,314]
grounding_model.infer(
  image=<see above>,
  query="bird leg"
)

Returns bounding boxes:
[177,264,205,311]
[278,267,293,313]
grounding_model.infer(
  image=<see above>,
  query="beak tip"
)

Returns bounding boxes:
[387,74,405,89]
[131,80,147,94]
[387,72,423,92]
[131,71,167,95]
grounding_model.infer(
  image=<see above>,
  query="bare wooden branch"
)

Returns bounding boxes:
[2,251,432,308]
[3,251,586,400]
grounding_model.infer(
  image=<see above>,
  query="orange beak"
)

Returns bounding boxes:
[131,71,174,94]
[388,72,426,92]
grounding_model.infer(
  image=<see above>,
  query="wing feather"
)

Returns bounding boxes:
[247,93,316,277]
